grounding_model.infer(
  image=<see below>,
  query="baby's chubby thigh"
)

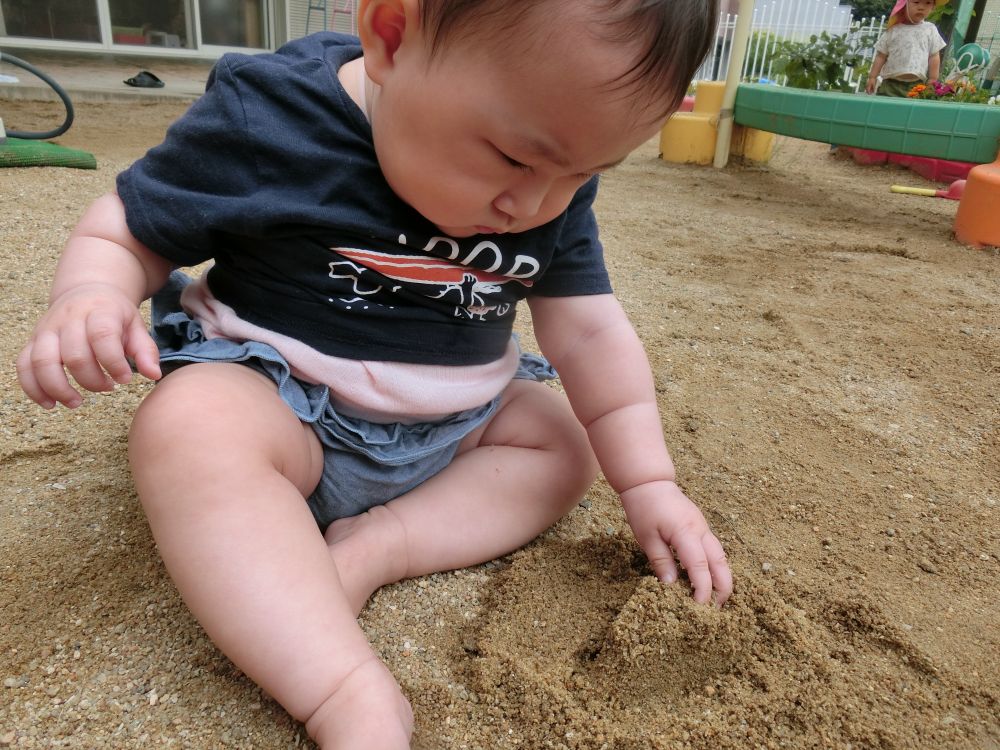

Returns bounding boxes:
[128,362,325,502]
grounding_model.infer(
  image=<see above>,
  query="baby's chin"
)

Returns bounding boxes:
[434,224,513,239]
[432,219,555,238]
[432,225,478,238]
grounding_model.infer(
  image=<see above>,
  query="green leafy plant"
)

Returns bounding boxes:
[853,59,874,86]
[771,31,869,92]
[928,4,955,23]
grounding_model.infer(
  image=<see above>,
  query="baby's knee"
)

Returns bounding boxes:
[507,382,598,474]
[561,409,596,456]
[542,398,599,489]
[566,424,600,489]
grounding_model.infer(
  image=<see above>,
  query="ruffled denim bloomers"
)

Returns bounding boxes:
[150,271,556,529]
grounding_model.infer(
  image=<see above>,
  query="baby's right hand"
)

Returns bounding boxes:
[16,283,161,409]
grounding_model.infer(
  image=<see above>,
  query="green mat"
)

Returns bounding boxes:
[0,137,96,169]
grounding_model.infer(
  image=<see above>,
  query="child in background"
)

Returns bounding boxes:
[16,0,732,747]
[867,0,948,96]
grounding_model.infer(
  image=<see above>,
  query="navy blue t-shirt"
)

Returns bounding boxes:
[117,33,612,366]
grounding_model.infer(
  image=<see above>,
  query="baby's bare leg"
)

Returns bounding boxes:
[327,379,598,614]
[128,363,411,749]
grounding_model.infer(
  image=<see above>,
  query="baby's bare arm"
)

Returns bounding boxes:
[16,193,173,408]
[529,294,732,605]
[530,294,672,490]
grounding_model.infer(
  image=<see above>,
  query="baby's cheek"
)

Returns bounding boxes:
[544,186,583,218]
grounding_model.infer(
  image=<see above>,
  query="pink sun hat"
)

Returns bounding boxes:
[887,0,949,27]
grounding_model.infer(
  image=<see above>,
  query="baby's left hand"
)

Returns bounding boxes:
[621,480,732,606]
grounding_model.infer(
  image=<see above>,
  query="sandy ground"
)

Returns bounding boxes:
[1,99,998,750]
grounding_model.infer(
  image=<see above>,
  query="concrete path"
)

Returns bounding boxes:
[0,48,213,103]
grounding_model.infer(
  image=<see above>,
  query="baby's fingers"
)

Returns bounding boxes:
[123,314,161,382]
[672,533,713,605]
[16,343,54,408]
[61,317,117,393]
[703,534,733,606]
[86,309,137,385]
[642,533,680,586]
[17,332,82,408]
[673,531,732,607]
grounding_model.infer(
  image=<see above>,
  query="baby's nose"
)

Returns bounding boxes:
[494,178,549,219]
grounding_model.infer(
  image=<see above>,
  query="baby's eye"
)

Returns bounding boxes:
[498,150,532,173]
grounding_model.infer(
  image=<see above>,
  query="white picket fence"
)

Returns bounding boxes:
[693,2,888,90]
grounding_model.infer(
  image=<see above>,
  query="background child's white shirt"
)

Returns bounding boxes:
[875,22,946,81]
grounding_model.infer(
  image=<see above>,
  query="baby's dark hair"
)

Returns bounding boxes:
[419,0,719,119]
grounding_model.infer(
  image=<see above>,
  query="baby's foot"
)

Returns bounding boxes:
[306,656,413,749]
[325,505,409,616]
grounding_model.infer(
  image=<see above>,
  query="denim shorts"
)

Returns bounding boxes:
[151,271,557,530]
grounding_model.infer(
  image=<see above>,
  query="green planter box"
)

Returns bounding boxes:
[734,83,1000,163]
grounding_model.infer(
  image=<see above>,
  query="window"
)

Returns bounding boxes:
[1,0,100,43]
[109,0,192,49]
[200,0,266,48]
[0,0,274,51]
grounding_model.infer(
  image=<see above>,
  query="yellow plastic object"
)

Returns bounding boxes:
[954,156,1000,249]
[660,116,774,165]
[692,80,726,115]
[659,113,717,164]
[660,80,774,165]
[731,125,775,162]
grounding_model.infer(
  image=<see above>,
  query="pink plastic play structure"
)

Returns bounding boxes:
[844,147,976,184]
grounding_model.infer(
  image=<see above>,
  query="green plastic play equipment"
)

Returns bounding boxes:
[733,84,1000,163]
[712,0,999,248]
[713,0,996,168]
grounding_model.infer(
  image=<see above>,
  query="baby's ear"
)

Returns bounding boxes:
[357,0,421,82]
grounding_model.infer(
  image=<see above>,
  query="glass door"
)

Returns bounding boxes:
[199,0,267,48]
